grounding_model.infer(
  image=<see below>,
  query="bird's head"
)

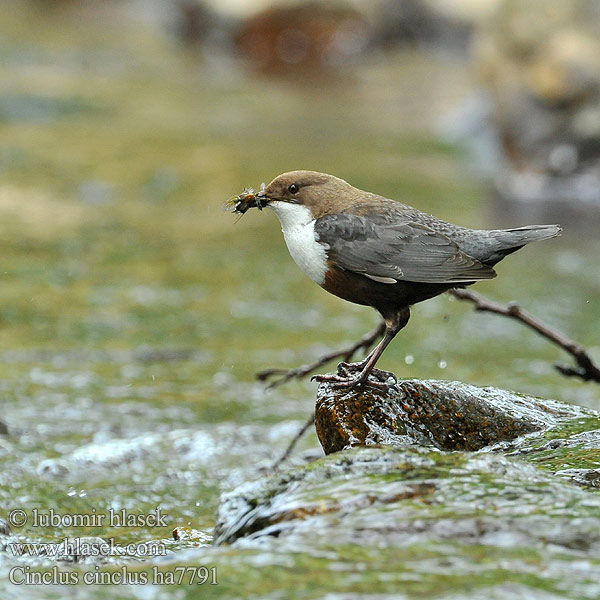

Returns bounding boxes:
[229,171,356,219]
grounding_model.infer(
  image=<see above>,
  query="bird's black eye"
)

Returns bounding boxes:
[288,183,299,194]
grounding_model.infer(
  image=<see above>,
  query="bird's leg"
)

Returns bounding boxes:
[312,308,410,389]
[317,328,396,388]
[335,351,375,377]
[256,321,386,388]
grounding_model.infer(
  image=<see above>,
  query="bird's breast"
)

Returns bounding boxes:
[268,202,329,285]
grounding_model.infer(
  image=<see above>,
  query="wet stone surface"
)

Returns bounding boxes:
[213,444,600,597]
[211,376,600,597]
[315,370,586,454]
[214,445,600,547]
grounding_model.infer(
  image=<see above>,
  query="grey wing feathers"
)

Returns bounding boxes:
[315,213,496,284]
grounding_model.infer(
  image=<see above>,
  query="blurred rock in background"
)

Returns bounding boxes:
[28,0,498,77]
[174,0,499,78]
[173,0,215,46]
[230,2,368,79]
[471,0,600,224]
[369,0,498,56]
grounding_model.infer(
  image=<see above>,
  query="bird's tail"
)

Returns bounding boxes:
[484,224,561,264]
[498,224,562,244]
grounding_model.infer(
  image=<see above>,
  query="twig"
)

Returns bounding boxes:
[450,288,600,384]
[258,323,384,468]
[256,322,386,388]
[270,414,315,471]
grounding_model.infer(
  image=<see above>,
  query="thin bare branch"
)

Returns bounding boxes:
[450,288,600,384]
[270,414,316,471]
[256,322,386,388]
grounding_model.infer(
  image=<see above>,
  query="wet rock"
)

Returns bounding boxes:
[315,370,585,454]
[212,380,600,595]
[0,518,11,536]
[172,526,212,545]
[213,445,600,552]
[556,469,600,488]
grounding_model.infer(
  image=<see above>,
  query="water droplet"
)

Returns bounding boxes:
[404,354,414,365]
[66,488,77,497]
[438,360,447,369]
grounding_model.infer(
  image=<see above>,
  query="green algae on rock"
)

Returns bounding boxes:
[213,443,600,597]
[213,445,600,549]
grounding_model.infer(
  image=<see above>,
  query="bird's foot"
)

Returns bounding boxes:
[311,361,394,390]
[311,371,389,390]
[335,359,365,376]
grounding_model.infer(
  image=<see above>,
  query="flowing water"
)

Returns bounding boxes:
[0,3,599,598]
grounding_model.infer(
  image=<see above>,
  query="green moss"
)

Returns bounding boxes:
[542,417,600,441]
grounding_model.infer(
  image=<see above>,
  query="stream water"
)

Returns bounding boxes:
[0,3,599,598]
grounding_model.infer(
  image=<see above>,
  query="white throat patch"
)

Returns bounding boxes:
[267,201,329,285]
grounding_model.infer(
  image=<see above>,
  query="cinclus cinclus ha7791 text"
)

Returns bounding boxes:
[229,170,561,389]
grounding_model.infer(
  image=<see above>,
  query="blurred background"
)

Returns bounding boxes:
[1,0,599,593]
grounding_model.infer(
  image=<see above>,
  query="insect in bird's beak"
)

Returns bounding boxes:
[256,182,268,208]
[224,182,268,216]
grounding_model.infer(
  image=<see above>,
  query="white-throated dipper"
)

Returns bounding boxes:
[229,171,561,388]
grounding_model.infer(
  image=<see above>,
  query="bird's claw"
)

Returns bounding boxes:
[336,361,353,377]
[311,372,361,388]
[311,360,396,390]
[310,371,389,391]
[336,360,367,376]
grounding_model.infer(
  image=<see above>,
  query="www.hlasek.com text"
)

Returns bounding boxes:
[8,538,167,559]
